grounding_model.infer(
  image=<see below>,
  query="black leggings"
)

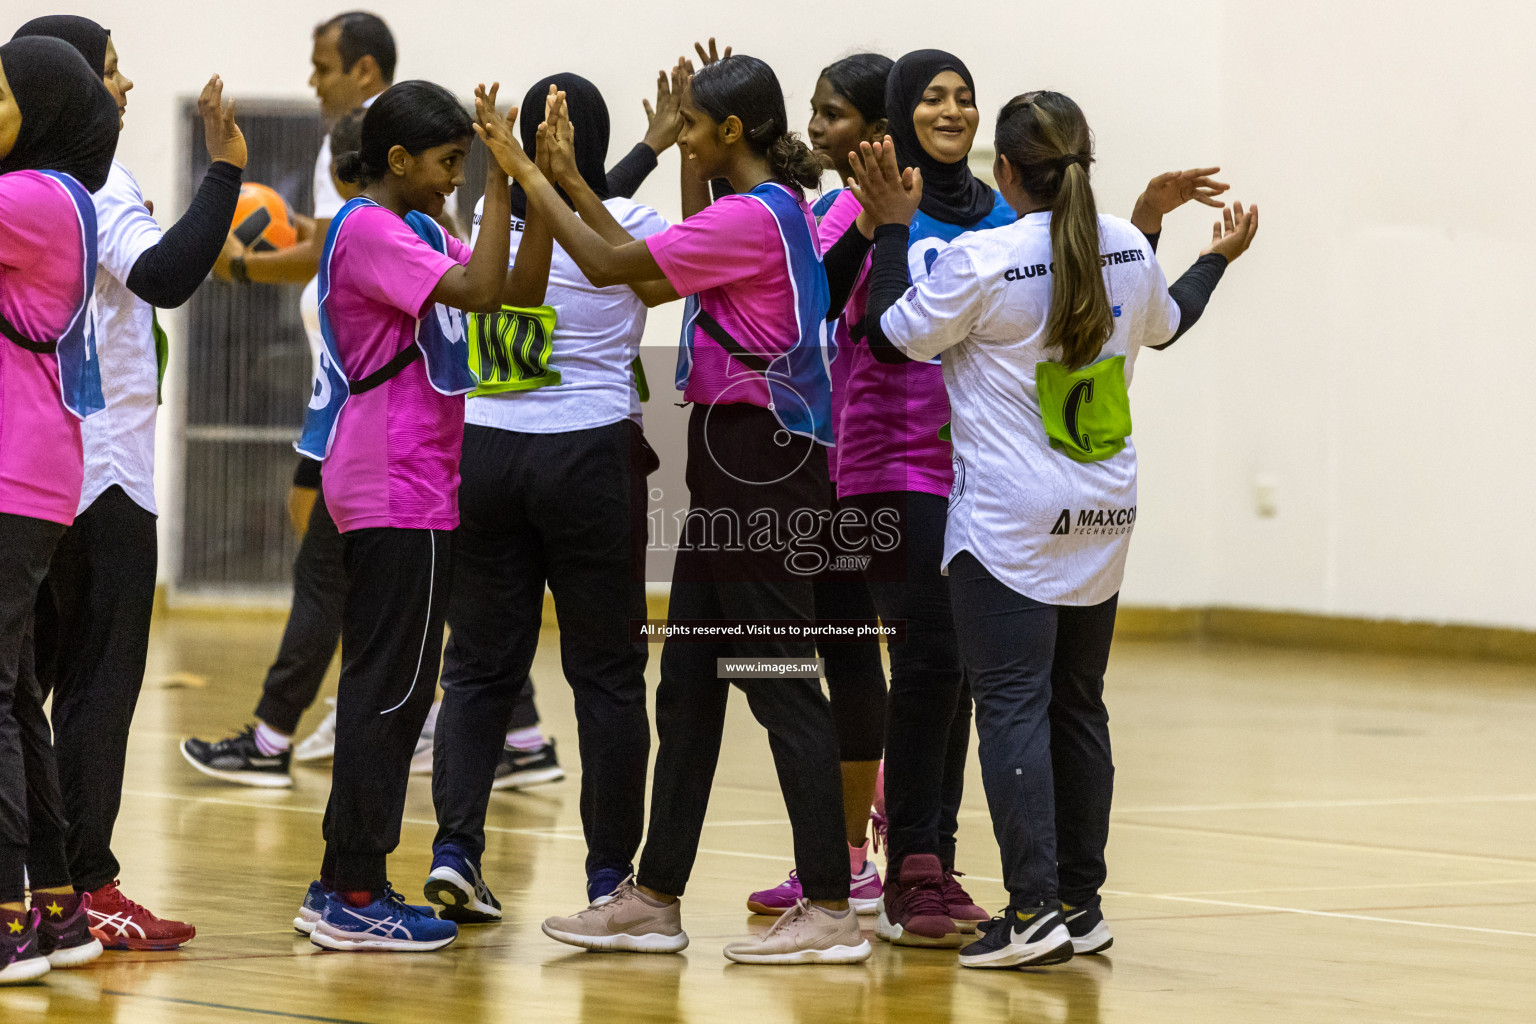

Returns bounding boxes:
[814,519,887,763]
[0,513,68,902]
[841,490,971,870]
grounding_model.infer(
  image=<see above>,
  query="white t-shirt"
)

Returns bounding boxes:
[879,211,1180,606]
[81,161,163,515]
[464,195,668,434]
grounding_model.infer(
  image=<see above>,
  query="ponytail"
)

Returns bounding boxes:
[339,80,473,186]
[692,54,820,194]
[996,92,1113,371]
[766,132,823,190]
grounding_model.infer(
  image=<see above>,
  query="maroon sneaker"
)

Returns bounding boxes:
[86,881,195,951]
[875,854,963,948]
[941,869,990,933]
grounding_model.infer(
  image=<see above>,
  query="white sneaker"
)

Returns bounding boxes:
[292,699,337,763]
[723,899,872,965]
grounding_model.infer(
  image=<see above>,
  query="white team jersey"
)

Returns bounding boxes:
[879,211,1180,605]
[464,194,668,434]
[81,161,163,515]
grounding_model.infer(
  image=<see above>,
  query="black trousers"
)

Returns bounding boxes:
[947,550,1118,907]
[32,485,158,891]
[433,422,650,876]
[321,527,452,893]
[637,404,847,901]
[0,513,68,902]
[841,490,972,871]
[253,486,347,735]
[814,491,888,764]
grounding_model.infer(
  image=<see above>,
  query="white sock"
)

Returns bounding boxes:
[506,726,545,751]
[254,722,291,755]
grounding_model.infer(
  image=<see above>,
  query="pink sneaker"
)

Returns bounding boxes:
[747,871,804,915]
[941,869,990,932]
[746,856,886,916]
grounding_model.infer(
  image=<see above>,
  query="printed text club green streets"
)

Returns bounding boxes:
[1049,507,1138,536]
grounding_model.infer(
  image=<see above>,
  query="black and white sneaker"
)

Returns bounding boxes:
[180,726,292,788]
[491,740,564,790]
[958,904,1073,969]
[1065,902,1113,954]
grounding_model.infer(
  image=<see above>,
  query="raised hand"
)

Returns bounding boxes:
[848,136,923,228]
[642,65,684,154]
[693,37,731,67]
[1201,201,1258,262]
[540,87,579,185]
[473,82,529,179]
[1140,166,1228,216]
[199,75,247,170]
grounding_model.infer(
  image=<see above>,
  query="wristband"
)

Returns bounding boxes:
[229,255,249,284]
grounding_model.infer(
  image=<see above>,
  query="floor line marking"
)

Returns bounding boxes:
[1102,891,1536,939]
[1156,877,1536,898]
[1112,820,1536,867]
[1114,793,1536,814]
[100,990,379,1024]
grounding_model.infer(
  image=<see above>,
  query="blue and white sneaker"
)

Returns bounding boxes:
[958,904,1073,969]
[310,889,458,952]
[423,845,501,923]
[293,880,328,935]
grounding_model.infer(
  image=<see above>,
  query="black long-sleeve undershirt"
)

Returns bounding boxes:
[124,160,243,309]
[605,142,658,200]
[823,223,874,321]
[861,222,1229,363]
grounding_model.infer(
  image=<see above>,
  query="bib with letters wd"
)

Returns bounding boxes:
[297,198,477,460]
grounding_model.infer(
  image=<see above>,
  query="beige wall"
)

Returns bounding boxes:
[19,0,1534,626]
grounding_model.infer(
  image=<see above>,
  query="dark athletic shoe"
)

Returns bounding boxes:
[958,904,1073,969]
[180,726,292,788]
[35,892,104,967]
[424,844,502,923]
[1065,902,1113,954]
[0,909,49,985]
[491,740,564,790]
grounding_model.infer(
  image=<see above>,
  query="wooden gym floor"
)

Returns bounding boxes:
[4,614,1535,1023]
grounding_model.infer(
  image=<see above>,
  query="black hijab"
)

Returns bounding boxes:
[885,49,994,227]
[13,15,111,77]
[508,73,610,219]
[0,36,118,192]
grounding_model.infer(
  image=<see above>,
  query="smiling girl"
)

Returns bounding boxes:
[291,79,522,953]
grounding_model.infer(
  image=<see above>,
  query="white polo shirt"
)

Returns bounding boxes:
[464,194,668,434]
[879,211,1180,606]
[80,161,164,515]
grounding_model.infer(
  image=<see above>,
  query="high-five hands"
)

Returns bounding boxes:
[642,64,684,154]
[848,136,923,228]
[473,82,529,179]
[538,86,579,185]
[199,74,247,170]
[1201,201,1258,263]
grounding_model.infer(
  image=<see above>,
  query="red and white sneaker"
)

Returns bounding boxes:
[85,881,196,951]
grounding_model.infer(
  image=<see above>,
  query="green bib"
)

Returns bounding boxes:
[1034,355,1132,463]
[466,304,560,396]
[153,309,168,406]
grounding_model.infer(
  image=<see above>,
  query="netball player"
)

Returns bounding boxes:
[424,72,671,922]
[13,16,249,952]
[500,54,869,964]
[0,34,119,983]
[745,51,895,917]
[849,92,1256,967]
[290,80,520,952]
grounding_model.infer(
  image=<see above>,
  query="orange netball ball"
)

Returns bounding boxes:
[230,183,298,251]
